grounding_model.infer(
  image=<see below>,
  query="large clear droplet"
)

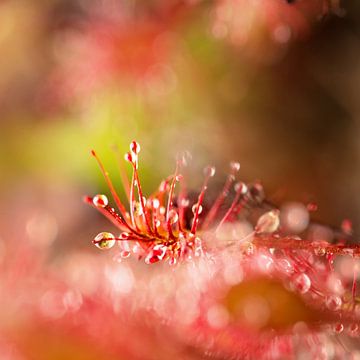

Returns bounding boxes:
[256,210,280,234]
[292,273,311,294]
[93,232,116,250]
[93,194,108,208]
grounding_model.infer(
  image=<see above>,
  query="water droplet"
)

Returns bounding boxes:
[230,161,240,172]
[175,174,183,182]
[130,141,141,155]
[307,202,318,212]
[240,241,256,256]
[120,232,129,240]
[192,204,203,215]
[313,245,326,257]
[167,209,179,224]
[349,323,358,335]
[325,295,342,311]
[280,202,309,234]
[277,258,294,274]
[152,198,160,209]
[204,166,216,177]
[292,273,311,294]
[333,322,344,334]
[120,250,131,258]
[180,198,189,207]
[194,237,203,257]
[256,210,280,234]
[93,194,108,208]
[234,181,247,194]
[145,245,167,264]
[159,181,168,192]
[93,232,116,250]
[249,182,265,203]
[133,202,143,216]
[124,152,133,163]
[341,219,353,235]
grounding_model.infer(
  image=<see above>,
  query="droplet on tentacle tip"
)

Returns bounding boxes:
[325,295,342,311]
[234,181,247,194]
[120,232,130,240]
[249,182,265,203]
[204,166,216,177]
[124,152,133,163]
[130,140,141,155]
[152,198,160,209]
[256,209,280,234]
[93,232,116,250]
[145,245,167,264]
[230,161,240,172]
[341,219,353,235]
[167,209,179,224]
[280,202,309,234]
[333,323,344,334]
[133,202,143,216]
[292,273,311,294]
[192,204,203,215]
[92,194,108,208]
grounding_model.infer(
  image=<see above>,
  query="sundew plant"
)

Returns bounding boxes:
[85,140,360,359]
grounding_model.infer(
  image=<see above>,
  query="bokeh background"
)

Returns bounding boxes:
[0,0,360,357]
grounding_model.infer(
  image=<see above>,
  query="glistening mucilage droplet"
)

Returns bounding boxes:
[93,232,116,250]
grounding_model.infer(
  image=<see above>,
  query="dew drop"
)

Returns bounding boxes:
[180,198,189,207]
[325,295,342,311]
[133,202,143,216]
[307,202,318,212]
[349,323,358,335]
[341,219,353,235]
[92,194,108,208]
[175,174,183,182]
[167,209,179,224]
[234,181,247,194]
[130,141,141,155]
[192,204,203,215]
[249,182,265,203]
[120,250,131,258]
[277,258,294,274]
[93,232,116,250]
[149,199,159,210]
[124,152,133,163]
[204,166,216,177]
[120,232,129,240]
[314,246,326,257]
[256,210,280,234]
[240,241,256,256]
[230,161,240,172]
[145,245,167,264]
[159,181,168,192]
[292,273,311,294]
[333,323,344,334]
